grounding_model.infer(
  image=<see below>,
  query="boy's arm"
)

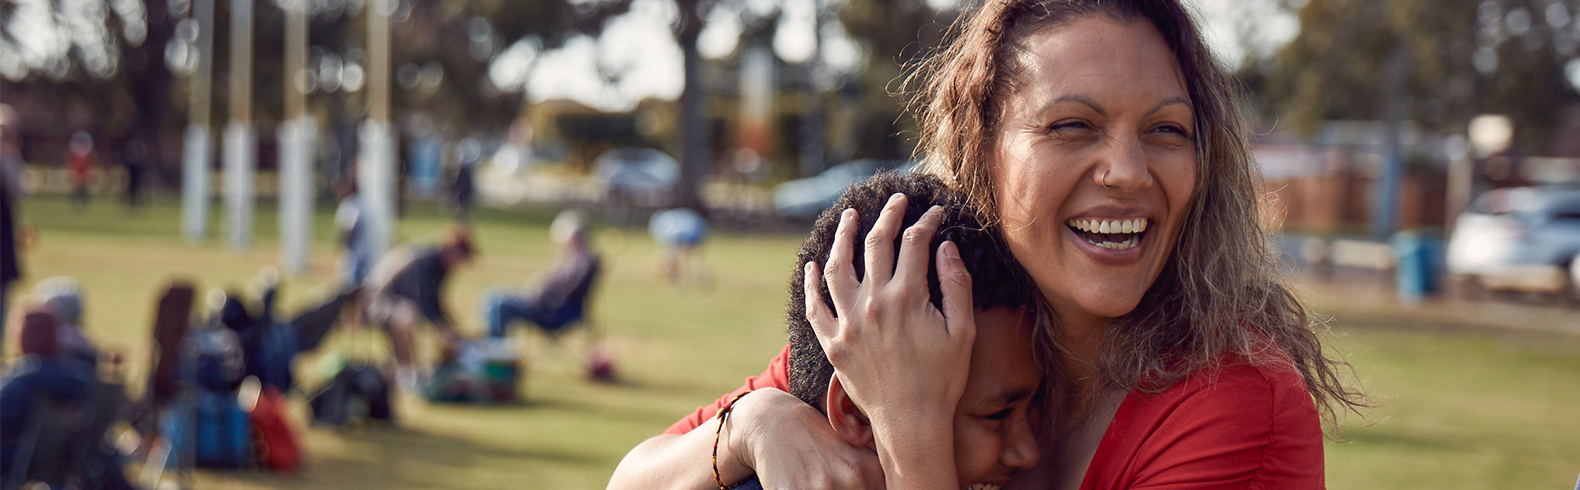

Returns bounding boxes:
[609,389,882,490]
[610,345,882,490]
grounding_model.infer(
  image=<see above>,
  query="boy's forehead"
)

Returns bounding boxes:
[967,307,1042,390]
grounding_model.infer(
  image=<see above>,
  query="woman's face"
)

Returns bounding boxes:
[990,16,1198,328]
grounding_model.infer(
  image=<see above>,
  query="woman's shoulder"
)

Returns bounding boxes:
[1082,357,1324,489]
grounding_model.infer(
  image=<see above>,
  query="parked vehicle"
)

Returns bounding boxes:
[593,148,680,208]
[1446,185,1580,301]
[773,159,912,219]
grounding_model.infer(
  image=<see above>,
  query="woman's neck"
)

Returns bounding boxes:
[1053,308,1109,389]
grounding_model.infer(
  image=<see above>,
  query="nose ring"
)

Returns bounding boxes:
[1101,170,1112,189]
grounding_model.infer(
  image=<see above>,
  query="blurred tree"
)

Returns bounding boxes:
[0,0,174,170]
[836,0,954,161]
[1257,0,1580,146]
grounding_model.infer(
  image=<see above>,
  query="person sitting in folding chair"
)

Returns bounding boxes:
[482,209,601,340]
[1,310,94,481]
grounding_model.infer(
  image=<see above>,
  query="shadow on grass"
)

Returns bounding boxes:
[201,424,600,490]
[1338,426,1471,453]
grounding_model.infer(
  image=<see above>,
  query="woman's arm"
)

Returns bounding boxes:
[608,389,884,490]
[803,197,978,490]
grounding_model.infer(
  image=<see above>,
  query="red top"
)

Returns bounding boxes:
[664,344,1325,489]
[663,344,793,435]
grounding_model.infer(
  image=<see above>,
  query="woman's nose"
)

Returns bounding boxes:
[1093,137,1152,192]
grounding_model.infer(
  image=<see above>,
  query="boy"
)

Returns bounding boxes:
[766,172,1045,489]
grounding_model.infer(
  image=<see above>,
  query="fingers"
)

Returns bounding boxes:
[890,205,944,288]
[824,208,860,314]
[805,261,840,351]
[862,193,909,287]
[936,241,977,341]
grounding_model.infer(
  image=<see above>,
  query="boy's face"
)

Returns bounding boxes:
[953,307,1042,490]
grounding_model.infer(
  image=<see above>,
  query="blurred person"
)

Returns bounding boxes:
[0,310,95,476]
[361,227,476,390]
[482,209,600,339]
[446,139,479,224]
[0,104,23,350]
[32,276,97,368]
[335,178,372,287]
[122,138,149,210]
[66,131,94,210]
[611,173,1044,489]
[648,207,709,285]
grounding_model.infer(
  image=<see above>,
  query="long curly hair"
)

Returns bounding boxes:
[903,0,1367,434]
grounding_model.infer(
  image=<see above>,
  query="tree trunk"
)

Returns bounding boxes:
[674,0,707,212]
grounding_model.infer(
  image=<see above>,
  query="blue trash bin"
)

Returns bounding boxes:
[1393,230,1444,304]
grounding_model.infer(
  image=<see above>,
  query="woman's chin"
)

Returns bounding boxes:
[1044,288,1146,328]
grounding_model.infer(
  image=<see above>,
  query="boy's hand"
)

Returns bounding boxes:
[730,389,884,490]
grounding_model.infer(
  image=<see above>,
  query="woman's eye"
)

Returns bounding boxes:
[1048,120,1092,133]
[1152,124,1192,138]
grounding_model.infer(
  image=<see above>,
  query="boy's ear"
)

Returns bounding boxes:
[824,374,875,448]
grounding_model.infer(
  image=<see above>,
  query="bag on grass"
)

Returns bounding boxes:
[192,390,252,469]
[309,363,394,426]
[249,386,301,471]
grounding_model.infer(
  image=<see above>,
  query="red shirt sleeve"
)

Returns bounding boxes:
[1082,361,1325,490]
[662,343,793,435]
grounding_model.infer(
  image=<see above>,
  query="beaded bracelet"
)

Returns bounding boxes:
[712,390,753,490]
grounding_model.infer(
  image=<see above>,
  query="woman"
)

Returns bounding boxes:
[609,1,1364,488]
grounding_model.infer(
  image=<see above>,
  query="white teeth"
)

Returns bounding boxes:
[1064,218,1150,235]
[1092,236,1140,250]
[966,485,1001,490]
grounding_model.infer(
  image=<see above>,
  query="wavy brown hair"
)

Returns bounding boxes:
[903,0,1366,434]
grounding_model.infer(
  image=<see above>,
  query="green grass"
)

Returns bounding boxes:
[13,194,1580,489]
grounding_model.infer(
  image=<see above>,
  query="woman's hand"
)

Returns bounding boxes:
[804,193,978,489]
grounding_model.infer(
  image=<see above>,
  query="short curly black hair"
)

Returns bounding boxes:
[786,172,1034,411]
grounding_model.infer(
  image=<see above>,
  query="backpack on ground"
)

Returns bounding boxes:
[248,386,300,471]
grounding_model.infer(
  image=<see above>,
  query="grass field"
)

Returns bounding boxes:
[12,194,1580,489]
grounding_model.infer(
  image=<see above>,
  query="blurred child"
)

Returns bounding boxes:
[66,131,93,209]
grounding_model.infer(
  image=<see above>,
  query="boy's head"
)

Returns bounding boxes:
[786,172,1043,488]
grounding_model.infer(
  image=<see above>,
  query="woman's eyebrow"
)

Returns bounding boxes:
[1045,95,1107,117]
[1145,96,1192,118]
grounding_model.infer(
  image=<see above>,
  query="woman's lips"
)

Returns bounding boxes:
[1065,217,1149,252]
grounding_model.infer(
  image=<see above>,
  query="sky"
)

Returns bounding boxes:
[495,0,1301,112]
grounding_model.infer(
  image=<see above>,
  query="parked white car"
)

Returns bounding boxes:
[1446,186,1580,301]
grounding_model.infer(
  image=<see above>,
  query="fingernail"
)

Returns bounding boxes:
[842,208,856,221]
[928,205,943,215]
[942,241,960,259]
[888,193,905,205]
